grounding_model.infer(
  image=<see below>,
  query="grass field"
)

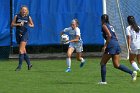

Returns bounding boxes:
[0,58,140,93]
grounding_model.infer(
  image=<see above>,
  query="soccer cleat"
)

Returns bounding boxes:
[80,61,86,68]
[98,81,107,85]
[15,67,21,71]
[65,68,71,72]
[28,64,32,70]
[132,71,137,81]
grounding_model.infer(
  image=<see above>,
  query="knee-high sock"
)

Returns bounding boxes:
[132,61,140,71]
[18,54,24,68]
[66,58,71,68]
[101,64,106,82]
[24,53,31,66]
[80,58,85,63]
[118,65,133,75]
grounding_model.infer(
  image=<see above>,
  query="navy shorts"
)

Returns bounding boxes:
[105,46,121,55]
[16,31,28,44]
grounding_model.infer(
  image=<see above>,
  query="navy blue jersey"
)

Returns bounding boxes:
[16,14,29,34]
[15,14,30,44]
[102,23,120,48]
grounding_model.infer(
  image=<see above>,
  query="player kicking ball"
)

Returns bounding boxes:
[61,19,85,72]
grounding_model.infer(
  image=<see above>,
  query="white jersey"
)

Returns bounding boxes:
[63,27,83,43]
[63,27,83,52]
[126,26,140,50]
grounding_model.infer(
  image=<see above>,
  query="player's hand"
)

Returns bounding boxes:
[102,46,106,52]
[20,21,24,26]
[19,34,22,37]
[128,47,131,52]
[64,40,70,44]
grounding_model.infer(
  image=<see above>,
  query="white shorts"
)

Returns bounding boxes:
[69,42,83,52]
[130,49,140,55]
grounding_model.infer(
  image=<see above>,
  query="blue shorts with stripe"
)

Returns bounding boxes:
[105,46,121,55]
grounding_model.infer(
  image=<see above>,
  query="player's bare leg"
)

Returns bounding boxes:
[76,52,85,68]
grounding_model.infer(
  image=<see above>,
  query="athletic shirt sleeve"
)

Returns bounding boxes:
[15,14,19,23]
[75,27,81,36]
[63,27,71,32]
[126,26,131,36]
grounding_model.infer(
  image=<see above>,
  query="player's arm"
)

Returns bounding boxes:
[69,28,80,42]
[28,16,34,27]
[102,24,111,51]
[69,35,80,42]
[11,15,22,27]
[60,27,70,35]
[127,35,131,51]
[126,28,131,51]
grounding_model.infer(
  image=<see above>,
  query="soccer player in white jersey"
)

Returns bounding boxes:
[126,16,140,75]
[61,19,85,72]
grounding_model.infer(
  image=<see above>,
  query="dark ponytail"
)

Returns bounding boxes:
[127,16,139,33]
[101,14,110,24]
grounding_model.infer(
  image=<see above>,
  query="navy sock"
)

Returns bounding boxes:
[24,53,31,66]
[101,64,106,82]
[118,65,133,75]
[18,54,24,68]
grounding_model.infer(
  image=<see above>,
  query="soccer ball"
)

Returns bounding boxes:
[61,34,69,44]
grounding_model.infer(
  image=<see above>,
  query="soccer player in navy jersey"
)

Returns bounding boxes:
[98,14,137,84]
[11,6,34,71]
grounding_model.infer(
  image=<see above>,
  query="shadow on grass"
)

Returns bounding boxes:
[51,80,93,85]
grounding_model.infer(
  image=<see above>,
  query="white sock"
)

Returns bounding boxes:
[80,58,85,63]
[132,61,140,71]
[66,58,71,68]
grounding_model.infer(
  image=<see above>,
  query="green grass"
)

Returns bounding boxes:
[0,58,140,93]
